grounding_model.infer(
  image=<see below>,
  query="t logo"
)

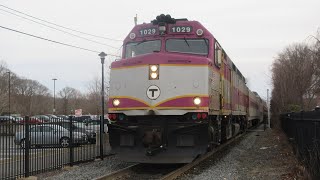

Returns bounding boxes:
[147,85,161,100]
[149,89,158,97]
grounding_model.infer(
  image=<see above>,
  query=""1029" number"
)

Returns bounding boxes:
[170,26,192,33]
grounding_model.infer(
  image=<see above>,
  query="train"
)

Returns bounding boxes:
[107,14,267,163]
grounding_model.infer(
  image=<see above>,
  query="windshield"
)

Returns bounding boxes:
[125,40,161,58]
[166,38,208,55]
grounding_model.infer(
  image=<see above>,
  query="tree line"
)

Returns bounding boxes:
[0,61,108,116]
[271,32,320,126]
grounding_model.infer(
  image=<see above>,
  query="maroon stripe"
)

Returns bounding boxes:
[108,98,148,108]
[111,53,209,69]
[158,97,209,107]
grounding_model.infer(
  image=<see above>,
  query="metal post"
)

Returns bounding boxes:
[99,52,107,160]
[267,89,270,128]
[24,116,30,177]
[69,116,74,166]
[52,78,57,114]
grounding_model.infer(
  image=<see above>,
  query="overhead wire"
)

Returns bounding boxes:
[0,8,120,49]
[0,25,121,57]
[0,4,123,42]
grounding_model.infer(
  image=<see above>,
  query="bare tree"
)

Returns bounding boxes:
[58,87,82,115]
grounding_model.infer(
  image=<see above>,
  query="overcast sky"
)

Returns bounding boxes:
[1,0,319,100]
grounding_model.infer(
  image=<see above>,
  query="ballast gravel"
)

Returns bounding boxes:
[180,126,300,180]
[37,155,135,180]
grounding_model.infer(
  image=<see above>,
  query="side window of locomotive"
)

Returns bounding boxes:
[125,40,161,58]
[214,43,222,68]
[166,39,209,55]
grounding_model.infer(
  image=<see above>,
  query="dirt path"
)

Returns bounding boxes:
[182,126,303,180]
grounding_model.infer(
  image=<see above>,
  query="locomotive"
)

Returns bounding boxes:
[107,14,266,163]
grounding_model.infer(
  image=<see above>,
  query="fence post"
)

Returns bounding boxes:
[24,116,30,177]
[69,116,74,166]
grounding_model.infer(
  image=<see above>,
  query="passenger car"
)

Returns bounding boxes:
[15,124,88,148]
[53,121,96,144]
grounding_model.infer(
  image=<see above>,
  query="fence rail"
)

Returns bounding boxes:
[281,111,320,179]
[0,116,109,179]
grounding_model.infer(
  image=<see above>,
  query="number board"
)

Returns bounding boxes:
[139,28,157,36]
[170,26,192,33]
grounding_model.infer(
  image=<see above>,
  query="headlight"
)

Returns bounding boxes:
[113,99,120,107]
[150,65,158,72]
[193,97,201,105]
[149,65,159,80]
[150,72,158,79]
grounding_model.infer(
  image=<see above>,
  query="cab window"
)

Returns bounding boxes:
[166,38,208,55]
[125,40,161,58]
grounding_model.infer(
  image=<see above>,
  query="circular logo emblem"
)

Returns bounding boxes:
[146,85,161,100]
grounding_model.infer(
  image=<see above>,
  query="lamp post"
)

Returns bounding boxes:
[99,52,107,160]
[52,78,57,114]
[6,71,11,117]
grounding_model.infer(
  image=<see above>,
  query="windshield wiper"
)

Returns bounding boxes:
[134,39,146,47]
[184,37,190,47]
[203,38,208,48]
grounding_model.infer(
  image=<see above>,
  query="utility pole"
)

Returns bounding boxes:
[267,89,271,128]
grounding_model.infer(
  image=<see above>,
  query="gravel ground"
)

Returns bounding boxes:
[180,126,302,180]
[36,155,135,180]
[36,125,302,180]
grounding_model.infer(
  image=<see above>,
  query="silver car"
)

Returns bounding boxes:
[15,124,88,148]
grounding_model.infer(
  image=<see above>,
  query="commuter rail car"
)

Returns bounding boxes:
[108,14,266,163]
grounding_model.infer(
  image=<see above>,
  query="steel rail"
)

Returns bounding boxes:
[160,133,245,180]
[94,163,140,180]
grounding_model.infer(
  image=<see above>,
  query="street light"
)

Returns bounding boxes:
[52,78,57,114]
[6,71,11,117]
[98,51,107,160]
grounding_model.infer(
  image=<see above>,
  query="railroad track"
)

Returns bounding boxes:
[94,131,248,180]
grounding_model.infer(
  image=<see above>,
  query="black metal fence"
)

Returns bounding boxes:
[281,111,320,179]
[0,116,109,179]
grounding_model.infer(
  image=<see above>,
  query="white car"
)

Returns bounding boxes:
[79,120,109,133]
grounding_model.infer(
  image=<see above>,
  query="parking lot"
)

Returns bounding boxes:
[0,129,110,179]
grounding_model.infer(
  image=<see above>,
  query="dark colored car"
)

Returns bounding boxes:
[0,116,16,123]
[19,117,43,124]
[52,121,96,144]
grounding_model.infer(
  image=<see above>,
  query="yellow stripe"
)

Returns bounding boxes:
[109,107,150,111]
[109,106,208,111]
[160,64,208,67]
[155,106,208,110]
[111,64,146,70]
[153,94,209,107]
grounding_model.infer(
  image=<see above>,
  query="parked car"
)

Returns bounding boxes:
[46,114,63,121]
[19,117,43,124]
[32,115,50,122]
[83,120,109,133]
[57,115,69,120]
[15,124,88,148]
[52,121,97,144]
[0,116,16,123]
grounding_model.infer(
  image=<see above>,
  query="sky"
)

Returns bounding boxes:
[0,0,319,100]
